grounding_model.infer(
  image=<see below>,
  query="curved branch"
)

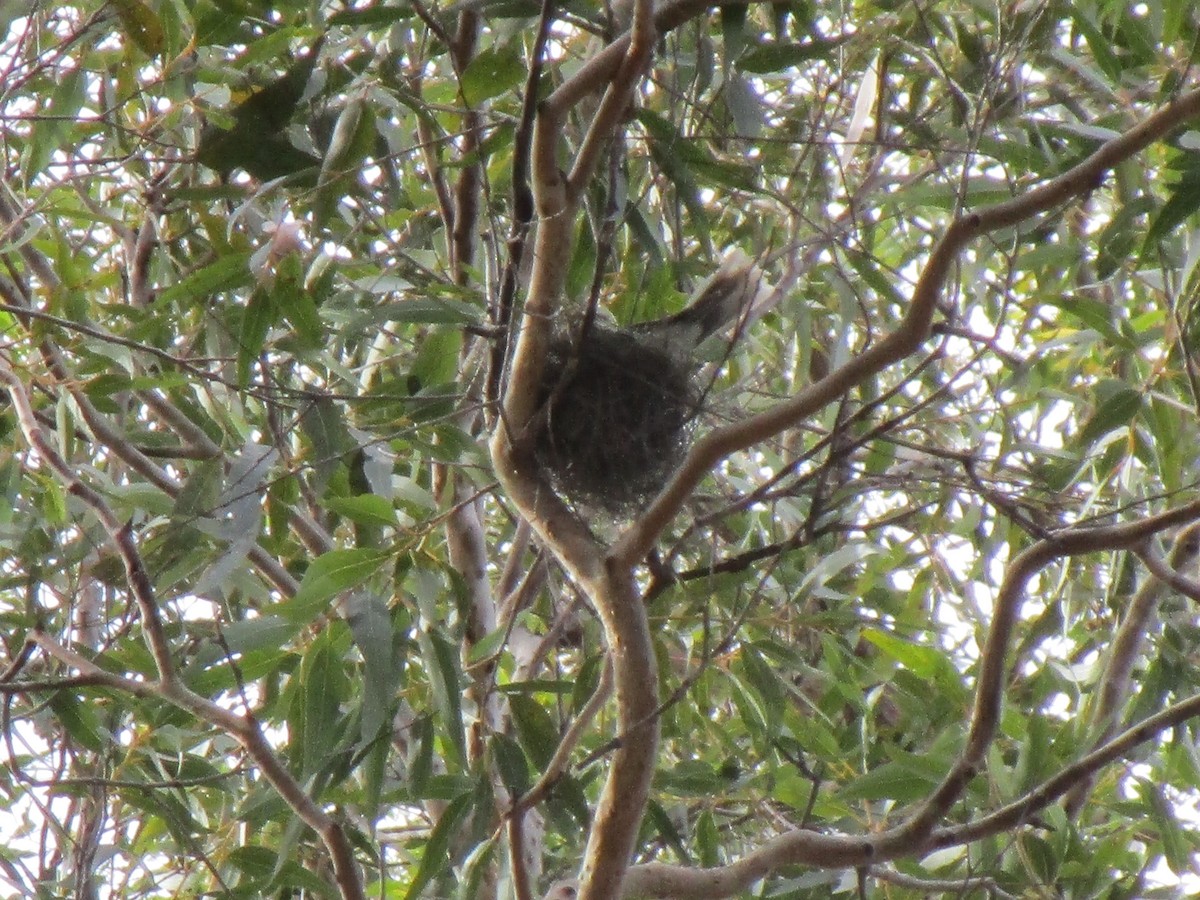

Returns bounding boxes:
[618,499,1200,898]
[490,2,662,897]
[612,85,1200,566]
[930,689,1200,851]
[0,361,366,900]
[1063,521,1200,815]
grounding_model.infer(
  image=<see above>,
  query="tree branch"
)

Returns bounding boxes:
[0,359,367,900]
[1063,521,1200,815]
[618,499,1200,898]
[612,84,1200,566]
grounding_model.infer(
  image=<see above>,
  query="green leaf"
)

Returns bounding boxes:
[411,328,464,386]
[465,622,509,666]
[228,844,276,882]
[1043,294,1120,342]
[1145,171,1200,249]
[404,792,474,900]
[719,3,748,63]
[737,645,786,739]
[275,273,323,348]
[696,808,720,868]
[490,733,531,797]
[658,759,725,797]
[1076,383,1142,450]
[421,629,467,765]
[299,634,346,778]
[724,73,764,138]
[299,393,354,490]
[737,38,845,73]
[460,44,525,106]
[158,251,254,306]
[345,591,400,743]
[111,0,165,56]
[171,458,223,520]
[236,288,276,388]
[508,694,559,770]
[48,692,105,752]
[348,296,480,325]
[1069,10,1121,83]
[860,628,944,680]
[837,761,936,803]
[328,7,414,26]
[274,548,388,623]
[323,494,399,528]
[1096,196,1154,279]
[26,67,86,177]
[211,615,296,654]
[1139,780,1190,874]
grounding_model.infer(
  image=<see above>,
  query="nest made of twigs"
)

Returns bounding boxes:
[535,325,700,514]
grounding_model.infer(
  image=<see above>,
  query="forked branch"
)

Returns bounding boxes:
[0,356,367,900]
[618,500,1200,898]
[612,84,1200,566]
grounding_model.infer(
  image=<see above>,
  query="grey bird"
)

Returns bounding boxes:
[628,249,768,358]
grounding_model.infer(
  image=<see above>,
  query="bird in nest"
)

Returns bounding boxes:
[535,250,771,514]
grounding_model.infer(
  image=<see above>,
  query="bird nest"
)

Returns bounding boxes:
[535,325,701,514]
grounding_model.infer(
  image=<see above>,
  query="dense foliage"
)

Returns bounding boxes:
[3,1,1200,897]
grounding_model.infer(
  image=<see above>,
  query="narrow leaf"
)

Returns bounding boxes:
[274,548,388,623]
[404,792,473,900]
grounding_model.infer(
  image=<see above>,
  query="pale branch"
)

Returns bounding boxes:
[510,657,614,817]
[0,358,177,684]
[449,11,483,283]
[408,0,454,61]
[513,581,579,682]
[0,296,221,383]
[497,11,1200,900]
[498,518,535,600]
[612,84,1200,567]
[616,499,1200,898]
[510,809,536,900]
[0,361,367,900]
[1064,520,1200,815]
[410,69,457,243]
[871,866,1019,900]
[929,689,1200,851]
[898,499,1200,844]
[28,633,162,701]
[487,0,553,413]
[125,196,159,309]
[566,0,654,194]
[575,565,658,900]
[0,203,309,596]
[1133,534,1200,606]
[497,0,661,896]
[497,0,710,439]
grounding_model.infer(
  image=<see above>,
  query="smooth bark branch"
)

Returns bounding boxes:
[1063,521,1200,815]
[1134,537,1200,605]
[496,0,714,440]
[613,84,1200,566]
[0,359,177,684]
[619,499,1200,898]
[498,13,1200,900]
[490,1,662,896]
[930,688,1200,850]
[0,201,311,597]
[0,362,366,900]
[903,500,1200,842]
